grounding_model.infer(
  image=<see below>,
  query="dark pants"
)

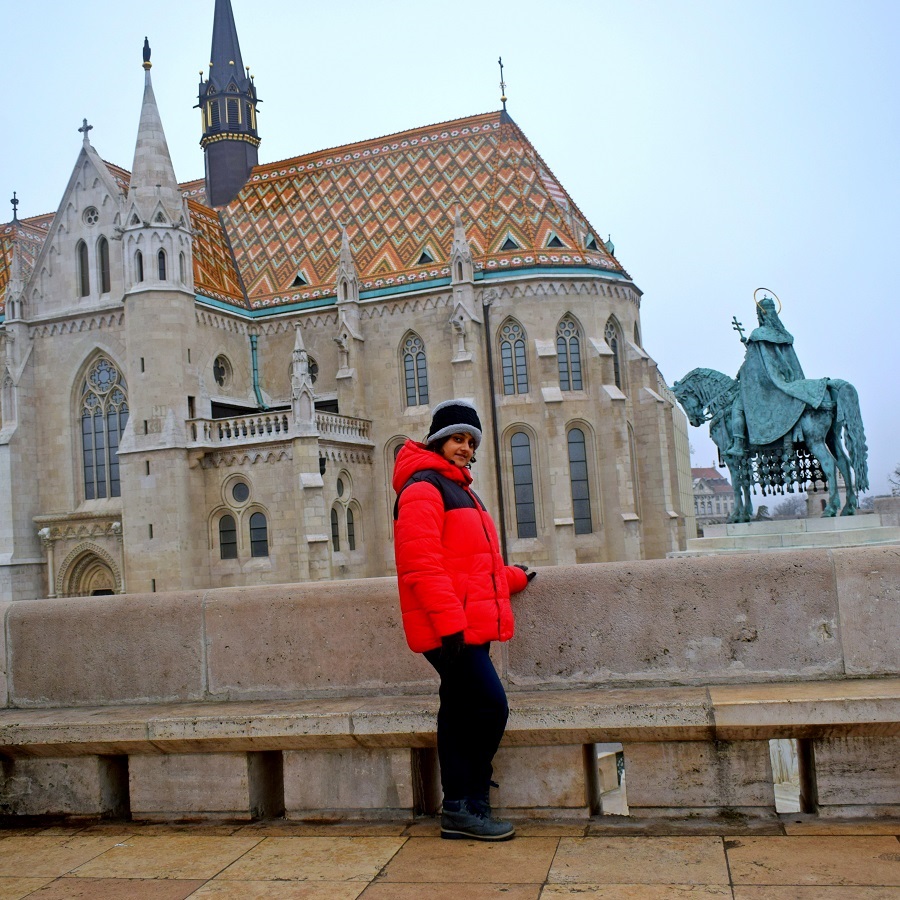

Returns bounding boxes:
[423,642,509,801]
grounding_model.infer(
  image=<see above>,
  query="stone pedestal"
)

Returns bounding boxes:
[0,756,128,817]
[812,735,900,817]
[623,740,776,818]
[669,514,900,557]
[491,745,594,818]
[283,748,416,820]
[129,751,282,821]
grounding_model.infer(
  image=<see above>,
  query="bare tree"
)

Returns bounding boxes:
[890,464,900,497]
[773,495,808,519]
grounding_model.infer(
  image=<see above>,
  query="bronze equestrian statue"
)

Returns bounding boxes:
[673,291,868,522]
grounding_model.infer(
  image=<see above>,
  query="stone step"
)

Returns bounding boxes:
[703,514,887,538]
[683,526,900,553]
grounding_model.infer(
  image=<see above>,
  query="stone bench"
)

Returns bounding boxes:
[2,679,898,822]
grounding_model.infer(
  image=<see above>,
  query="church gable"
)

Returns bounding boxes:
[208,112,624,311]
[19,144,127,318]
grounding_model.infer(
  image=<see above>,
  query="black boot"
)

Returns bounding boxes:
[441,798,515,841]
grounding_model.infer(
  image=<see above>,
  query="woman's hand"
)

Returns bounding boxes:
[515,564,537,583]
[441,630,465,662]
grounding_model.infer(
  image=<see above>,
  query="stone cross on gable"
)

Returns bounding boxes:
[78,119,93,144]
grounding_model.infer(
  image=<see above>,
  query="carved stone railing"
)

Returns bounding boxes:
[188,413,291,446]
[187,411,373,447]
[315,412,372,443]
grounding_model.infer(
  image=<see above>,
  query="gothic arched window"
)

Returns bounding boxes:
[98,237,111,294]
[80,357,129,500]
[249,511,269,557]
[347,507,356,552]
[219,514,238,559]
[157,249,167,281]
[135,250,144,283]
[401,334,429,407]
[499,320,528,395]
[76,241,90,297]
[556,317,583,391]
[605,318,623,390]
[331,507,341,552]
[510,431,537,538]
[567,428,593,534]
[179,252,186,284]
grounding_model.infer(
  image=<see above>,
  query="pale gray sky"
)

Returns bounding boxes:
[4,0,899,494]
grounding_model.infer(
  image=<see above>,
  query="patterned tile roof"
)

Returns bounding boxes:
[0,215,52,316]
[2,113,624,316]
[188,199,246,304]
[196,110,624,310]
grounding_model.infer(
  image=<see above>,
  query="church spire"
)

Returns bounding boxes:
[199,0,261,207]
[128,38,182,221]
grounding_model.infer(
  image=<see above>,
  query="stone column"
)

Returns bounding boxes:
[38,528,56,599]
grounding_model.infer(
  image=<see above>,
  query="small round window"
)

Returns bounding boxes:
[83,207,99,225]
[213,355,232,388]
[336,478,345,497]
[232,481,250,504]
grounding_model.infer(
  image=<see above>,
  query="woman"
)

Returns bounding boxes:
[392,399,536,840]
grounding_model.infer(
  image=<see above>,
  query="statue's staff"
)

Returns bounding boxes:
[731,316,747,344]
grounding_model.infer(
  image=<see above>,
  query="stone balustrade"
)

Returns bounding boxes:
[1,546,897,822]
[314,411,372,444]
[186,410,372,447]
[188,412,291,445]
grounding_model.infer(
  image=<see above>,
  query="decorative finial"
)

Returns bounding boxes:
[10,191,19,222]
[142,37,152,70]
[498,57,507,112]
[78,118,93,144]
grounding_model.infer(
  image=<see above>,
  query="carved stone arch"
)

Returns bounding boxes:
[71,347,128,410]
[57,542,123,597]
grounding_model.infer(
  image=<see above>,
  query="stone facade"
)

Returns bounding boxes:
[0,8,691,603]
[692,466,736,529]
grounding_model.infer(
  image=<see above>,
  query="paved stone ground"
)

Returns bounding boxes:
[0,817,897,898]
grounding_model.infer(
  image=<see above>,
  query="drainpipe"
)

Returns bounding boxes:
[481,289,508,559]
[249,333,268,410]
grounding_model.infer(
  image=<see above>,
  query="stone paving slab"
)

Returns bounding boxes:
[0,820,896,897]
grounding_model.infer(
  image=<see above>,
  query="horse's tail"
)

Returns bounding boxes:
[833,380,869,493]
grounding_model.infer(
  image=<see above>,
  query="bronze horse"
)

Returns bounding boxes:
[673,368,868,521]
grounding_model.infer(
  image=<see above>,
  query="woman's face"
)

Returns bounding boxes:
[440,432,476,468]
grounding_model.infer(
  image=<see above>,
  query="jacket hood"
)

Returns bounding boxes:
[392,439,473,493]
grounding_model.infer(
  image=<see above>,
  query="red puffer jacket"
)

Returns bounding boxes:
[392,440,528,653]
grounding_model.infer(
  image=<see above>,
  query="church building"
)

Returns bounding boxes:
[0,0,690,601]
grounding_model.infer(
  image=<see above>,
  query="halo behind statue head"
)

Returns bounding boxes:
[754,287,782,314]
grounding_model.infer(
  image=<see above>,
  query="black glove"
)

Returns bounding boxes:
[515,564,538,583]
[440,630,465,662]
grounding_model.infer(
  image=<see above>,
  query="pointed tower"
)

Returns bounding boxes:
[123,39,194,296]
[449,208,474,285]
[118,41,203,594]
[333,227,364,413]
[198,0,261,207]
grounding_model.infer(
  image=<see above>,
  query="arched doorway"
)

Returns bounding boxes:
[58,545,122,598]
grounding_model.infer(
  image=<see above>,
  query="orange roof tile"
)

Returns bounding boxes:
[204,111,624,310]
[2,112,624,317]
[0,215,51,316]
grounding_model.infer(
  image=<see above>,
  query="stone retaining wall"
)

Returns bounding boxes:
[1,545,897,822]
[4,546,898,709]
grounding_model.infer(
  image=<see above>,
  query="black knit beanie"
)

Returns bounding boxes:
[426,399,482,449]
